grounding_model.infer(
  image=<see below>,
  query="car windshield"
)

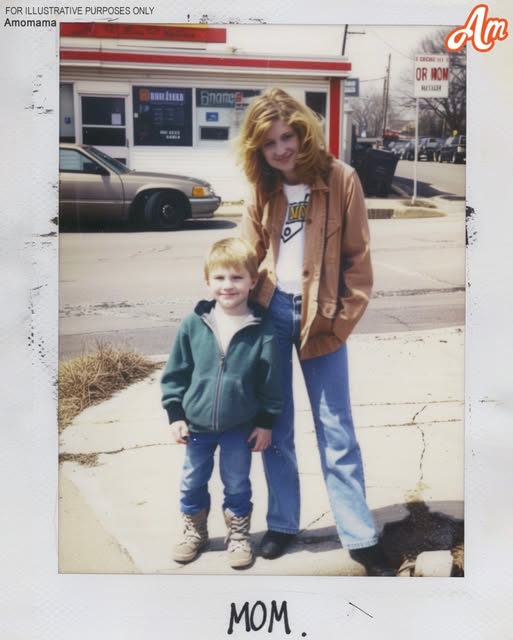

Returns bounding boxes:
[84,145,131,174]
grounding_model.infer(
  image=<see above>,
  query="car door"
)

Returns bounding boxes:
[59,147,125,225]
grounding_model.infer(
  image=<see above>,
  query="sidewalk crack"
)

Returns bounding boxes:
[59,442,169,466]
[412,404,428,488]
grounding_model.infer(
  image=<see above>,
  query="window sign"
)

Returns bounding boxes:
[344,78,360,97]
[195,88,260,109]
[133,86,193,146]
[196,88,260,143]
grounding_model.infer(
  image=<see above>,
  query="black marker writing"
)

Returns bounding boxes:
[227,600,291,635]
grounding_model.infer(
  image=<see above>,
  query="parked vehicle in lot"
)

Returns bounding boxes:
[437,135,466,164]
[402,138,444,161]
[418,137,445,161]
[388,140,409,159]
[402,140,417,161]
[59,143,221,230]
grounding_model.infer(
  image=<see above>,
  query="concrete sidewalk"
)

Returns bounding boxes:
[58,326,464,576]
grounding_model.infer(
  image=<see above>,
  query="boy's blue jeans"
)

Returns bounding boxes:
[179,425,253,517]
[265,288,378,550]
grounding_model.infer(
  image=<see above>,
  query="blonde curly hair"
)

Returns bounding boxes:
[235,88,333,195]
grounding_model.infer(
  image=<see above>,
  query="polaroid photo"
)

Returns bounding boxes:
[3,0,513,637]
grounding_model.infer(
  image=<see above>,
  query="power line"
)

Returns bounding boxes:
[366,27,415,61]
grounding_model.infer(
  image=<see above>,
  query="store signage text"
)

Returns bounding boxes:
[196,89,259,109]
[139,89,185,104]
[414,55,449,98]
[344,78,359,97]
[198,90,242,108]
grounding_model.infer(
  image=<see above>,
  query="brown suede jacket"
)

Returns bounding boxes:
[240,159,373,360]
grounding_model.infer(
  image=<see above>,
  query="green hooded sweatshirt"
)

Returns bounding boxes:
[161,300,282,433]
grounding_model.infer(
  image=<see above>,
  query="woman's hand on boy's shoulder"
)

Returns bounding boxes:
[170,420,190,444]
[248,427,272,452]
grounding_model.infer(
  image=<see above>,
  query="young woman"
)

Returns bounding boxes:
[236,87,393,576]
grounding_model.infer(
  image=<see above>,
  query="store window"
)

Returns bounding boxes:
[305,91,327,129]
[81,96,126,146]
[133,86,192,146]
[195,88,260,143]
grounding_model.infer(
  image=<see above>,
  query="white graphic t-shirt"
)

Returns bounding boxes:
[275,183,310,295]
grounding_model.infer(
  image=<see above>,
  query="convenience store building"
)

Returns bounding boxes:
[59,23,354,201]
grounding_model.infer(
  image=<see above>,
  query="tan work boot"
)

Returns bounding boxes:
[173,509,209,563]
[224,509,253,569]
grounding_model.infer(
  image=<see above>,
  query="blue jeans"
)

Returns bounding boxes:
[180,425,253,517]
[265,288,378,550]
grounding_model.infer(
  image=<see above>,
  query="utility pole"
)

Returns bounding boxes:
[382,53,391,135]
[341,25,366,55]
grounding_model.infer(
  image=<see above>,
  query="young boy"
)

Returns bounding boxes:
[161,237,282,569]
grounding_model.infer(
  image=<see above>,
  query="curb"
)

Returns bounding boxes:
[217,201,446,221]
[216,180,450,220]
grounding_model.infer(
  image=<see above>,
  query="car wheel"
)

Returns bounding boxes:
[144,191,187,231]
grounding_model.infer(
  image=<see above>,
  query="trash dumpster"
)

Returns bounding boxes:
[353,147,399,197]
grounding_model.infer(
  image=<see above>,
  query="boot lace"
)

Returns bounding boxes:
[181,513,206,544]
[226,514,251,551]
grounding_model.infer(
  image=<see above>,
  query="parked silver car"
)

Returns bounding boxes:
[59,144,221,230]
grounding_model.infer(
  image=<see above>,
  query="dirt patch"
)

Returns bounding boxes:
[59,452,99,467]
[381,501,464,576]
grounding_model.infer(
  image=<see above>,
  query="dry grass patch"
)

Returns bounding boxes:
[59,343,160,432]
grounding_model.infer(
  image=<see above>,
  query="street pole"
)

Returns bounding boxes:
[382,53,391,136]
[341,25,365,55]
[412,97,419,205]
[342,25,348,56]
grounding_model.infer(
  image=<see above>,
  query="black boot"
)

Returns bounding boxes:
[259,531,296,559]
[349,543,395,576]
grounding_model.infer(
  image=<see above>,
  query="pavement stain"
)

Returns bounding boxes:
[381,501,464,576]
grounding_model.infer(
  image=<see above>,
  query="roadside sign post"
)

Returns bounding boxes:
[412,54,450,204]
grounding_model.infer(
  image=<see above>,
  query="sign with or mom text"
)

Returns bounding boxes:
[414,54,450,98]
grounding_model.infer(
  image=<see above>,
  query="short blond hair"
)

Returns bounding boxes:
[204,237,259,282]
[235,87,333,194]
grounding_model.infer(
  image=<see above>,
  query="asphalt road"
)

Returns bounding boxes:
[393,158,466,199]
[59,195,466,360]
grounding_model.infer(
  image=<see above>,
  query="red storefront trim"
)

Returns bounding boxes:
[60,23,227,43]
[329,78,341,157]
[60,49,351,74]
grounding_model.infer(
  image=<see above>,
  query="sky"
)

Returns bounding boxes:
[344,25,450,92]
[226,24,451,95]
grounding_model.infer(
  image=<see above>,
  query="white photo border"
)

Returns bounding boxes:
[3,0,513,637]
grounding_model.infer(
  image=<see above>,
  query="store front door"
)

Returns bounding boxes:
[79,95,128,164]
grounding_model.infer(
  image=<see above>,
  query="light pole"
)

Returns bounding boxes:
[382,53,391,135]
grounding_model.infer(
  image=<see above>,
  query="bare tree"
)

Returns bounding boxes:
[349,91,385,138]
[398,28,466,136]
